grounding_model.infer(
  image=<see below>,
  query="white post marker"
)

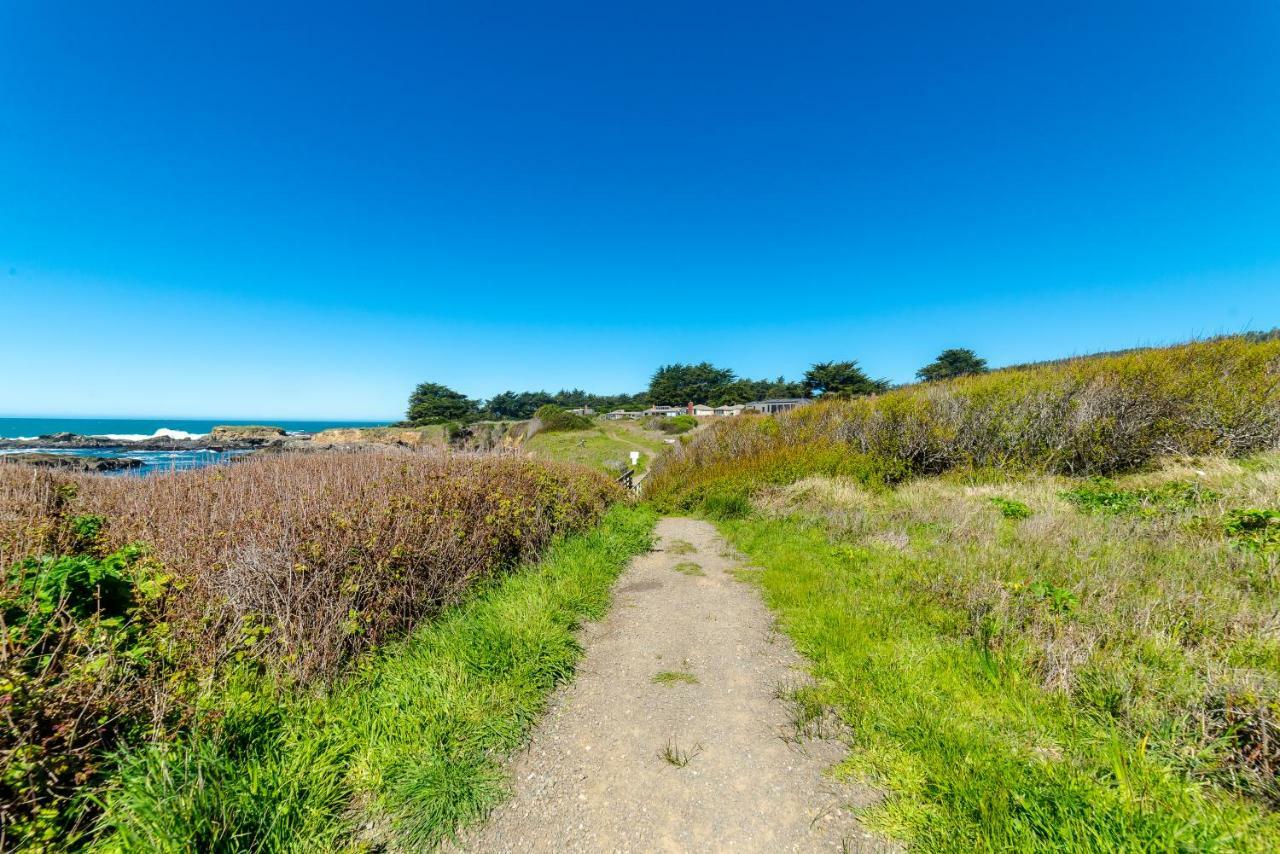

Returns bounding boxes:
[629,451,640,467]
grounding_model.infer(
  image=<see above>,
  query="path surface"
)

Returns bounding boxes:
[456,517,892,852]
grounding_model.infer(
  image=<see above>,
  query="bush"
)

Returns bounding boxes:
[989,496,1032,519]
[0,451,622,845]
[658,415,697,434]
[0,534,168,848]
[645,336,1280,508]
[533,404,592,432]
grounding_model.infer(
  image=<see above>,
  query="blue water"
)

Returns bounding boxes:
[0,417,387,440]
[0,417,390,476]
[0,447,254,477]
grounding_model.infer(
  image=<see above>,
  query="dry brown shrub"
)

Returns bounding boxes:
[0,449,621,682]
[0,450,621,843]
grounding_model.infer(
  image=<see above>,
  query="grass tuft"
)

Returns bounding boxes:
[652,670,699,685]
[666,538,697,555]
[658,738,703,768]
[672,561,705,576]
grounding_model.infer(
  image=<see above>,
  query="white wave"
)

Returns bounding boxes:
[93,428,207,441]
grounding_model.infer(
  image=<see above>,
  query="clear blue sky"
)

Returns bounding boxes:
[2,1,1278,420]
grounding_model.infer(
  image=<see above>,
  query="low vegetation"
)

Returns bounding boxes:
[0,451,625,849]
[524,419,667,477]
[647,336,1280,514]
[98,503,656,851]
[646,334,1280,848]
[532,404,592,432]
[726,459,1280,848]
[652,670,699,686]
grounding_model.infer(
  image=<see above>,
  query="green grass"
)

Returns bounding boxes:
[671,561,704,576]
[652,670,699,685]
[715,461,1280,851]
[526,420,668,476]
[666,538,696,554]
[94,504,657,851]
[658,739,702,768]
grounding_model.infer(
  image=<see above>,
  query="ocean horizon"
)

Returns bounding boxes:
[0,416,390,440]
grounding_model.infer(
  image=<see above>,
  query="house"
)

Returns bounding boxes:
[605,409,643,420]
[642,405,682,418]
[566,406,595,416]
[713,404,745,417]
[690,403,715,417]
[744,398,810,415]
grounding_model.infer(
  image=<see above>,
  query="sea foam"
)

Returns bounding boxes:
[93,428,207,441]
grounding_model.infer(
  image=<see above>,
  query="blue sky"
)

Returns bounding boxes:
[2,1,1278,420]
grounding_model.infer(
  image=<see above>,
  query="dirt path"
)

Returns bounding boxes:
[455,517,892,852]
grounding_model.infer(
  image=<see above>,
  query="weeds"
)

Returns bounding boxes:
[672,561,705,577]
[658,738,702,768]
[666,539,696,555]
[989,497,1032,519]
[1061,478,1219,516]
[1224,508,1280,554]
[652,669,699,685]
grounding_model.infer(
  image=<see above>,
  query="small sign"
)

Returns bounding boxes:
[629,451,640,466]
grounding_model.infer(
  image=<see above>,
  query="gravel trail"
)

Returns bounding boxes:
[454,517,893,853]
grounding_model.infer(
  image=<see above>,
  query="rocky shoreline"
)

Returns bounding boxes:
[0,425,294,453]
[2,453,146,472]
[0,421,542,473]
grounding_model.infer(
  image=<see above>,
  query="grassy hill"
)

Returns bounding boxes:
[645,334,1280,849]
[525,418,670,477]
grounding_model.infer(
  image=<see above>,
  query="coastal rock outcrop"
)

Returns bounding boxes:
[3,453,144,472]
[208,425,287,443]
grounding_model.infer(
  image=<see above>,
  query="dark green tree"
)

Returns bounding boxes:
[647,362,736,405]
[406,382,480,425]
[916,348,989,382]
[802,361,889,398]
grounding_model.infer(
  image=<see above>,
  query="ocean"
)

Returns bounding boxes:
[0,417,386,440]
[0,417,389,476]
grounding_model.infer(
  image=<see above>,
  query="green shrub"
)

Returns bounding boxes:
[533,404,592,432]
[989,497,1032,519]
[1223,508,1280,554]
[0,544,166,849]
[658,415,697,434]
[700,486,751,520]
[1061,478,1219,516]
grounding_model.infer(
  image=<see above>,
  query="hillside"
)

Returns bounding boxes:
[524,418,670,477]
[644,334,1280,849]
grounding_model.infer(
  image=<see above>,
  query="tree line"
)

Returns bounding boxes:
[405,348,989,425]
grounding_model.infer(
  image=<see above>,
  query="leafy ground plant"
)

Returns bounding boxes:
[989,496,1032,519]
[1223,508,1280,554]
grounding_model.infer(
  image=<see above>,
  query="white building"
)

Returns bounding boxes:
[713,404,745,417]
[744,398,810,415]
